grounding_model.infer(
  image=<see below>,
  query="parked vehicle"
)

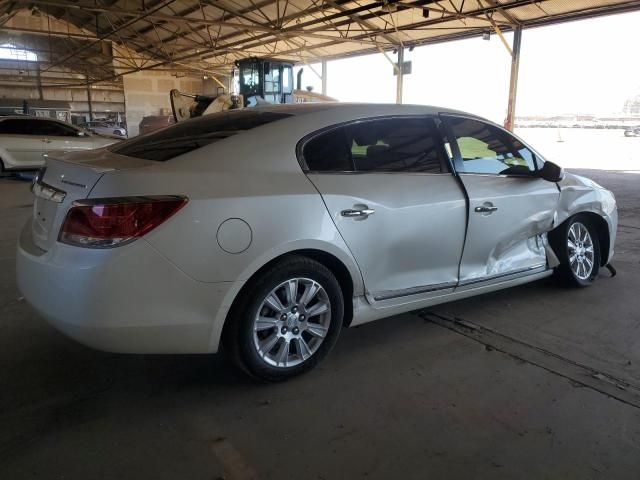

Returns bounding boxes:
[624,127,640,137]
[0,116,121,173]
[138,115,174,135]
[79,121,127,138]
[16,104,617,381]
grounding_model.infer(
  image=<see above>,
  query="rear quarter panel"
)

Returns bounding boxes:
[89,119,365,293]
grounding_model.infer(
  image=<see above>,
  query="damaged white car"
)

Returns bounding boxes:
[16,104,617,381]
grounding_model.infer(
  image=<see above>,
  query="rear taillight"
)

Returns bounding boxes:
[59,196,187,248]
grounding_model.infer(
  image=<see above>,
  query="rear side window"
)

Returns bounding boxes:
[0,119,38,135]
[34,120,79,137]
[111,110,292,161]
[301,117,446,173]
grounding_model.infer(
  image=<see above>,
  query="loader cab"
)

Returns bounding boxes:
[237,58,294,107]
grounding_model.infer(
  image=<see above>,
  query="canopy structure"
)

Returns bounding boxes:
[1,0,638,80]
[0,0,638,128]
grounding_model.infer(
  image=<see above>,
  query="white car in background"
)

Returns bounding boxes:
[0,116,120,174]
[79,121,127,138]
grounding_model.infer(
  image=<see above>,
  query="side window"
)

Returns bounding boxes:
[35,120,79,137]
[282,66,293,94]
[303,126,354,172]
[0,119,34,135]
[446,116,536,175]
[302,117,446,173]
[264,63,280,94]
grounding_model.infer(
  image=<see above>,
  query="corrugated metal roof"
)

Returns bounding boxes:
[1,0,638,82]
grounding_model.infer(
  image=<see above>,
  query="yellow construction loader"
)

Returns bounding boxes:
[170,57,335,122]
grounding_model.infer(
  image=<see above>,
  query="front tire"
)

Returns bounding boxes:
[224,255,344,382]
[550,214,601,287]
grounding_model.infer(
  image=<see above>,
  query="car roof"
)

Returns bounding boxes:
[244,102,472,118]
[0,115,66,121]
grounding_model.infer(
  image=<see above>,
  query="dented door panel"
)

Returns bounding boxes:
[457,174,560,283]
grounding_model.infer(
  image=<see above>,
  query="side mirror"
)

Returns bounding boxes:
[539,160,564,182]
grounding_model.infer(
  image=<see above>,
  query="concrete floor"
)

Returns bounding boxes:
[1,169,639,479]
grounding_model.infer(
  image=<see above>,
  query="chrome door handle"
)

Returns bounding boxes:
[474,205,498,213]
[341,208,375,218]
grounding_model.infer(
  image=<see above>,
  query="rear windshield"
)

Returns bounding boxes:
[111,110,292,161]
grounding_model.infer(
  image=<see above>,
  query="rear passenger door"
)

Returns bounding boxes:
[300,116,467,302]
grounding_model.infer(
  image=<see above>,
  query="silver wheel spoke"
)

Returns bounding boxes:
[300,282,320,307]
[255,316,278,332]
[297,337,311,360]
[584,256,593,269]
[285,279,298,307]
[307,301,329,318]
[259,333,280,356]
[265,293,285,313]
[307,323,328,338]
[567,239,577,251]
[276,339,290,367]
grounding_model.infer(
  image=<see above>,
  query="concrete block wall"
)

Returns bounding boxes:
[122,70,207,137]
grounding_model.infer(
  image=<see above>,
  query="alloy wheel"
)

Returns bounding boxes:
[252,277,331,368]
[568,221,595,280]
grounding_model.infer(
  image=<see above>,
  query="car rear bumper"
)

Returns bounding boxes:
[16,219,233,354]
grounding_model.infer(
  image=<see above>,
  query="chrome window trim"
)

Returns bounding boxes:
[305,171,451,176]
[457,172,538,179]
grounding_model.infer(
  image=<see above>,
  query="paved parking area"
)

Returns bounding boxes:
[1,169,639,479]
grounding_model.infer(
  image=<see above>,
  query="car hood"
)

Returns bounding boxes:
[558,172,606,191]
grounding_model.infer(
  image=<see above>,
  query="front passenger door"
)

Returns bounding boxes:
[36,120,93,154]
[442,115,560,285]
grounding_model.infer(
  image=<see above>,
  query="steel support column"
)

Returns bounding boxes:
[86,76,93,121]
[396,47,404,104]
[321,59,327,96]
[505,26,522,131]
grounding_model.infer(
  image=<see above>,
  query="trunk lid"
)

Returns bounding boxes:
[31,148,152,252]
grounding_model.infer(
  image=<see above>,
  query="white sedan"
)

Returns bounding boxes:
[0,116,120,173]
[79,121,127,138]
[16,104,617,381]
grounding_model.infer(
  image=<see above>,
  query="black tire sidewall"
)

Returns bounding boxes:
[231,256,344,381]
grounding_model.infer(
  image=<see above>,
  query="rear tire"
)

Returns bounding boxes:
[550,214,601,287]
[223,255,344,382]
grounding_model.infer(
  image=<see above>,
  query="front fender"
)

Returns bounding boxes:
[555,173,617,263]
